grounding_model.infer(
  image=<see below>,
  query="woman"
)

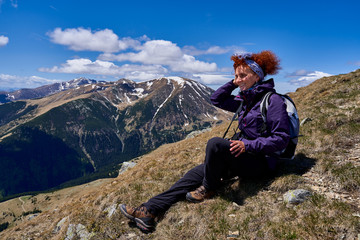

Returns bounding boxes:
[120,50,290,233]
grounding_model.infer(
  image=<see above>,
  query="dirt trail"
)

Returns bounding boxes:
[18,197,26,212]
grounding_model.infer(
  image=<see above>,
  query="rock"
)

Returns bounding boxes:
[283,189,312,205]
[232,202,240,209]
[27,214,39,220]
[118,161,137,175]
[178,219,185,226]
[104,204,117,219]
[300,117,312,126]
[65,224,76,240]
[53,216,69,234]
[227,230,240,239]
[76,224,95,240]
[126,232,137,238]
[185,128,211,139]
[65,223,95,240]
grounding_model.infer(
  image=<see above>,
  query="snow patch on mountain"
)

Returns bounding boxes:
[168,76,186,87]
[124,93,131,103]
[186,81,202,98]
[132,88,147,98]
[152,84,175,120]
[146,81,153,89]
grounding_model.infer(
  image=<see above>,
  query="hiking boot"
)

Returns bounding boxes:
[120,204,156,233]
[186,185,215,203]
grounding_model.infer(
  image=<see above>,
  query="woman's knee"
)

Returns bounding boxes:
[206,137,230,152]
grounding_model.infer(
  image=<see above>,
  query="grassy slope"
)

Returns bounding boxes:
[1,70,360,239]
[290,70,360,194]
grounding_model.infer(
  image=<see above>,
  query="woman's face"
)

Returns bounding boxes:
[234,65,260,91]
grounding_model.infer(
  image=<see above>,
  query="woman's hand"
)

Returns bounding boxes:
[229,140,246,157]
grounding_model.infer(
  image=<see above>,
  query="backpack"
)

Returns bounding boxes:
[259,92,300,160]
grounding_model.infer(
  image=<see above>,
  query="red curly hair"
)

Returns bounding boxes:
[231,50,281,76]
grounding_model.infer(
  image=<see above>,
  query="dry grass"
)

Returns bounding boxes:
[1,70,360,239]
[1,121,359,239]
[290,69,360,192]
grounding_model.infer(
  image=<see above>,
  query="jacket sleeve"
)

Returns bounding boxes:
[210,80,240,113]
[241,94,290,155]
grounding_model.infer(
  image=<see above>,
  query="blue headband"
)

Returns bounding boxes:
[237,53,265,80]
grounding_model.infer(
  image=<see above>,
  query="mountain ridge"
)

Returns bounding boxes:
[0,77,103,104]
[0,77,230,200]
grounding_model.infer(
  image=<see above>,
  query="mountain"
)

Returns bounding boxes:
[1,69,359,239]
[0,77,230,200]
[0,77,102,104]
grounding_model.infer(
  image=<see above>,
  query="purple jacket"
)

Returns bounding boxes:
[211,79,290,156]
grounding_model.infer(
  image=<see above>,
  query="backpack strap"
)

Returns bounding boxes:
[259,92,274,134]
[222,100,244,139]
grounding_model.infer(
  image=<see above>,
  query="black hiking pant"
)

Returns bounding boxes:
[143,137,270,215]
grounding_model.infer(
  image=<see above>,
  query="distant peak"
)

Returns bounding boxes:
[74,77,89,81]
[166,76,185,82]
[117,78,136,85]
[152,77,190,88]
[68,77,97,84]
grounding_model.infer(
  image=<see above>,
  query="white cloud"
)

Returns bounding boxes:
[193,73,233,85]
[182,45,229,56]
[0,74,61,90]
[47,28,141,52]
[124,71,163,81]
[101,40,183,64]
[45,28,237,79]
[39,58,168,81]
[99,40,217,73]
[0,35,9,47]
[171,54,217,73]
[289,71,332,86]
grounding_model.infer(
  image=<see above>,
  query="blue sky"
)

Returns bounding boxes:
[0,0,359,93]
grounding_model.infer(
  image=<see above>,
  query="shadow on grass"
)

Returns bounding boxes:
[219,153,316,205]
